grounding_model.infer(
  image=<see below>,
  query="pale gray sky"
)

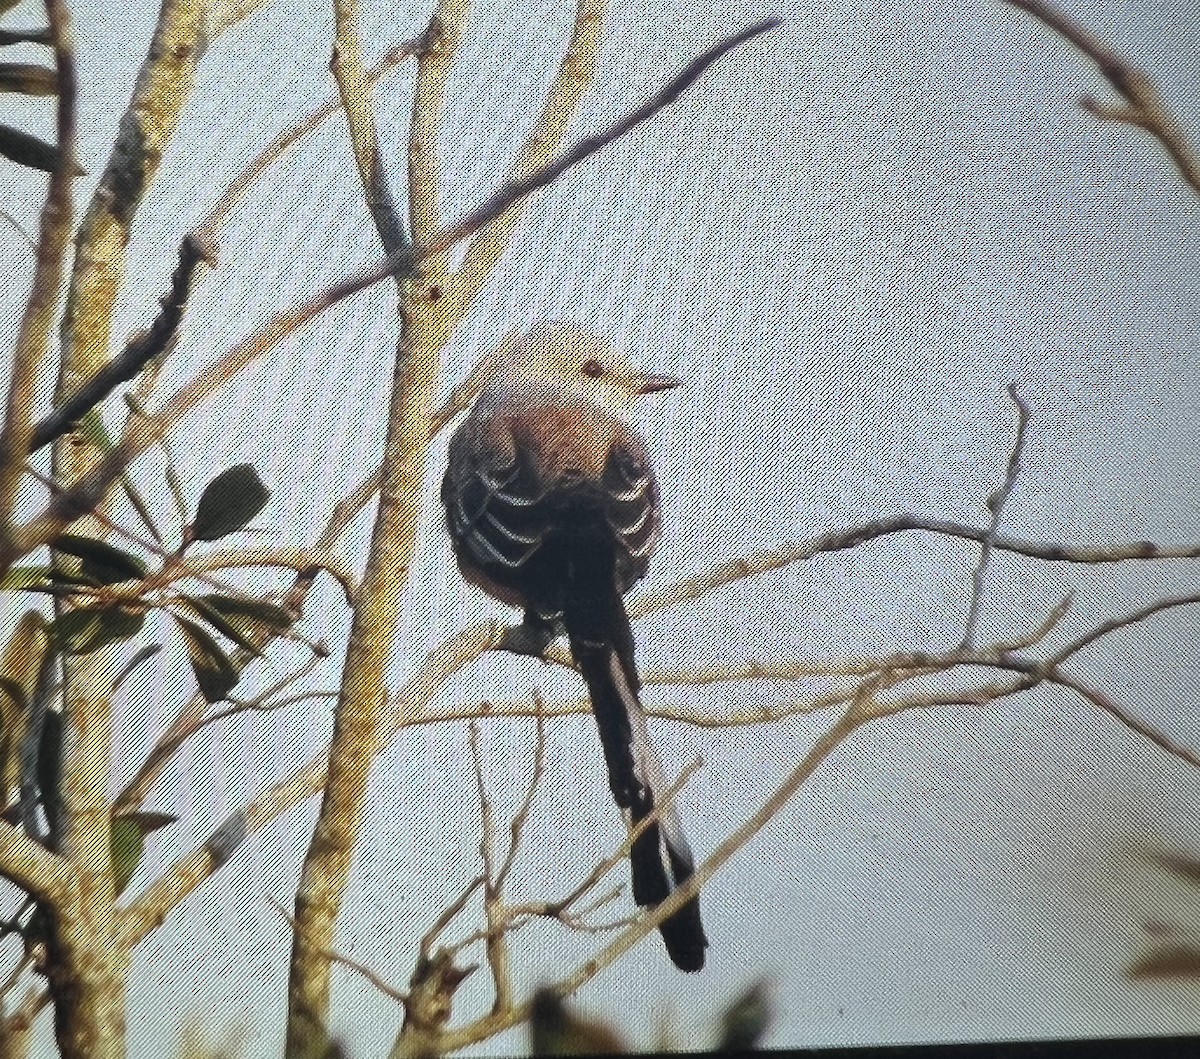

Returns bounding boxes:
[2,0,1200,1055]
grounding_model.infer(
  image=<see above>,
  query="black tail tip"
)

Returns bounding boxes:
[660,900,708,972]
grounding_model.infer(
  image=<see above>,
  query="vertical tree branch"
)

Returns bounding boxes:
[0,0,78,539]
[446,0,607,323]
[330,0,408,253]
[57,0,217,388]
[284,3,469,1052]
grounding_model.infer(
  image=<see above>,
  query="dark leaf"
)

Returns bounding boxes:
[174,614,239,703]
[0,122,83,174]
[196,593,293,634]
[0,566,52,590]
[38,710,61,836]
[108,643,162,692]
[54,533,146,584]
[0,62,57,95]
[118,810,177,835]
[191,464,269,542]
[53,606,145,655]
[44,568,102,588]
[178,595,265,656]
[0,677,26,714]
[1129,944,1200,979]
[530,988,627,1056]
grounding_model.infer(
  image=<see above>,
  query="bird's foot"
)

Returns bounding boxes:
[497,615,562,659]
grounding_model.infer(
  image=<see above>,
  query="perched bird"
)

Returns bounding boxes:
[441,320,707,971]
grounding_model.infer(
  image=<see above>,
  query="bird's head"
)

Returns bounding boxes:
[496,320,681,413]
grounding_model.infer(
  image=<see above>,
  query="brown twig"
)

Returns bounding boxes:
[430,710,860,1053]
[467,720,513,1013]
[1004,0,1200,193]
[628,515,1200,622]
[419,875,486,960]
[29,235,216,453]
[494,707,547,892]
[121,752,328,946]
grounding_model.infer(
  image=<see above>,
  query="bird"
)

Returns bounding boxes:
[441,320,707,972]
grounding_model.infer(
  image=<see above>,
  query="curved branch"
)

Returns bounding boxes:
[1004,0,1200,193]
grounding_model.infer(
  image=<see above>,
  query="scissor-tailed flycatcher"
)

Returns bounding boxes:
[441,320,707,971]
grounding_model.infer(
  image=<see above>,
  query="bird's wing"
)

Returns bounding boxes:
[602,436,663,587]
[443,413,552,577]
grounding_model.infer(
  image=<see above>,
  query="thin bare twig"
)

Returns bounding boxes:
[196,37,420,242]
[29,236,216,453]
[629,515,1200,622]
[330,4,409,254]
[420,875,485,959]
[1004,0,1200,193]
[429,711,858,1054]
[268,897,408,1004]
[960,383,1030,648]
[494,707,547,892]
[0,210,36,252]
[467,720,513,1012]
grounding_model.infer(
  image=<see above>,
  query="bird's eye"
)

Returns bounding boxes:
[580,358,605,378]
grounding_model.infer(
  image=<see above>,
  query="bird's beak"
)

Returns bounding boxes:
[634,372,682,395]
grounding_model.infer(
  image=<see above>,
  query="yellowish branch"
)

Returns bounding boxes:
[447,0,607,321]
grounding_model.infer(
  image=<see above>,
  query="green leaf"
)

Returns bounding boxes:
[111,809,177,893]
[717,978,773,1051]
[196,593,293,634]
[0,566,52,591]
[0,122,83,174]
[174,614,239,703]
[53,534,146,584]
[178,595,265,656]
[110,817,144,897]
[53,606,145,655]
[0,63,57,95]
[191,464,269,543]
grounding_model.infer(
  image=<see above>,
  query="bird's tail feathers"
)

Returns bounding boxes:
[564,585,707,972]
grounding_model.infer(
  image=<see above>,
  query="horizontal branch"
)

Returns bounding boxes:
[629,514,1200,620]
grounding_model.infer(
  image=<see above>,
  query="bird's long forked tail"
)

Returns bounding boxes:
[563,585,708,972]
